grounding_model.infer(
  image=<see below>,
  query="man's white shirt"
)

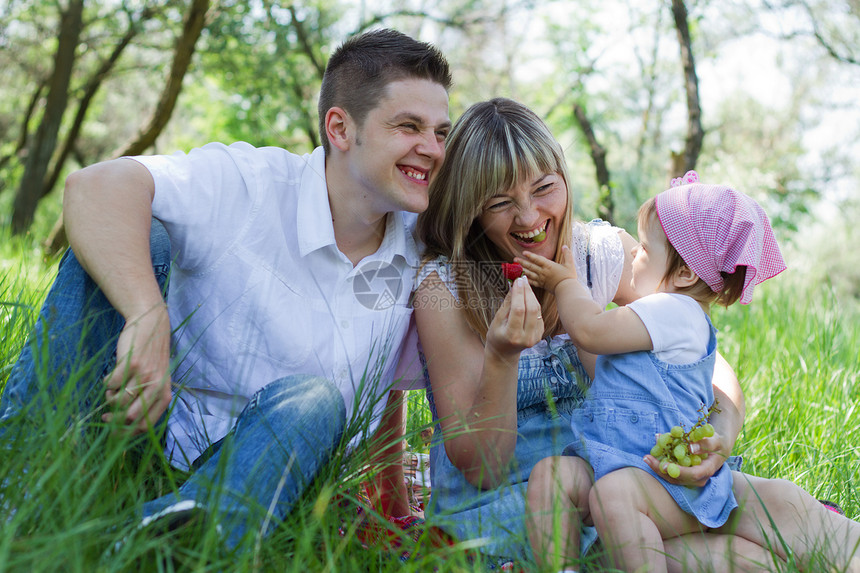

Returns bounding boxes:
[133,143,418,469]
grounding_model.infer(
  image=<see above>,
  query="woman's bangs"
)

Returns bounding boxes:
[513,133,559,185]
[472,132,521,206]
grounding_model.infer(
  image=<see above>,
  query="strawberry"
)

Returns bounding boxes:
[501,262,524,282]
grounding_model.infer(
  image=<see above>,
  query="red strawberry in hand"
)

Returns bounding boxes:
[501,262,524,282]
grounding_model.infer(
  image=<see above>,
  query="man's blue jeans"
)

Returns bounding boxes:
[1,221,347,549]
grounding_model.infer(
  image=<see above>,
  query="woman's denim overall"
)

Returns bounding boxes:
[424,337,598,561]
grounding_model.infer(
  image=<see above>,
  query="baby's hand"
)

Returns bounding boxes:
[518,246,578,293]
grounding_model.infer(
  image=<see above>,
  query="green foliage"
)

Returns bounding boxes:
[798,198,860,307]
[3,0,858,238]
[195,0,343,150]
[701,92,818,232]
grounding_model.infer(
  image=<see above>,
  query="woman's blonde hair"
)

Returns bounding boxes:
[416,98,575,339]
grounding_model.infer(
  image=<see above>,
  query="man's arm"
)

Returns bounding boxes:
[366,390,410,517]
[63,158,172,433]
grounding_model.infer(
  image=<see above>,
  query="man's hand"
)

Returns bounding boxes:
[644,433,729,488]
[103,304,172,434]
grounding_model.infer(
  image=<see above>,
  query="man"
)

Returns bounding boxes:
[1,28,452,548]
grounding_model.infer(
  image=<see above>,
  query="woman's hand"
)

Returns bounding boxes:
[644,432,729,488]
[485,276,544,359]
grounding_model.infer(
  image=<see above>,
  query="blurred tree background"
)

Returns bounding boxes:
[0,0,858,304]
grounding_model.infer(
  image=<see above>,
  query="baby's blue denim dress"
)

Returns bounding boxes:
[567,320,737,528]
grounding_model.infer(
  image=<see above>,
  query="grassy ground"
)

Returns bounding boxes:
[0,227,857,572]
[713,277,859,516]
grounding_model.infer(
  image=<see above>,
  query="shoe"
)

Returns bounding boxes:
[106,500,218,560]
[818,499,845,516]
[138,500,207,534]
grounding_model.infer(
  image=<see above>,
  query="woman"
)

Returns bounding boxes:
[412,98,858,571]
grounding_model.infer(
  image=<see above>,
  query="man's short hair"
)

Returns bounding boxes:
[318,28,452,154]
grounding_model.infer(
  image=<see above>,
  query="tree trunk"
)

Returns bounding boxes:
[670,0,704,177]
[0,81,45,192]
[572,102,614,225]
[44,0,210,254]
[11,0,84,234]
[113,0,209,157]
[41,11,146,198]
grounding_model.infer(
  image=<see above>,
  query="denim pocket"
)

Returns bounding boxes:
[573,405,659,456]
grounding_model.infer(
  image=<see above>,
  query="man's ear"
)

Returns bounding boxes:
[325,107,352,152]
[672,264,700,288]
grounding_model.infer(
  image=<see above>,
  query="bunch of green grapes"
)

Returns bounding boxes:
[650,403,719,479]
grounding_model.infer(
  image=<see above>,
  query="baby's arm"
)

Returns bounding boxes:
[519,247,652,356]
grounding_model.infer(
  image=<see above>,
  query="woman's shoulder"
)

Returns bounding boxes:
[572,218,622,245]
[570,219,624,264]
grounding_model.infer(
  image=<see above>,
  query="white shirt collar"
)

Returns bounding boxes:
[296,147,335,257]
[378,209,420,267]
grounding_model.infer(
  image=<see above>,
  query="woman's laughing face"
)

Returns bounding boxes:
[477,172,568,263]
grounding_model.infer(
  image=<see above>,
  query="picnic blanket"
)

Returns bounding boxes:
[341,451,526,571]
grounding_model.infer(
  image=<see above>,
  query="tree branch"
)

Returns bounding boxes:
[113,0,210,157]
[572,101,614,225]
[810,24,858,65]
[41,7,151,197]
[286,5,326,78]
[0,80,46,183]
[670,0,704,176]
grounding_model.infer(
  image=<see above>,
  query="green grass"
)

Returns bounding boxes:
[0,233,858,572]
[714,280,859,518]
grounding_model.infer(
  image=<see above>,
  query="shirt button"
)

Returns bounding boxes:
[630,415,639,423]
[341,320,349,328]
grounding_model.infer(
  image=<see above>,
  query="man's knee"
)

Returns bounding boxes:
[257,375,346,422]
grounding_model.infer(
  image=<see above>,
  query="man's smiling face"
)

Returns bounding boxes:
[348,78,451,217]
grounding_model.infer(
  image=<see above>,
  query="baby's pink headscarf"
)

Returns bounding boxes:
[655,171,786,304]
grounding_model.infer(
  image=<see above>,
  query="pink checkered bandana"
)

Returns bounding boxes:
[655,171,786,304]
